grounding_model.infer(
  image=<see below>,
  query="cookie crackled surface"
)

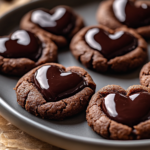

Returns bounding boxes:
[96,0,150,38]
[20,5,84,47]
[0,30,57,76]
[140,62,150,88]
[14,63,96,120]
[70,25,147,72]
[86,85,150,140]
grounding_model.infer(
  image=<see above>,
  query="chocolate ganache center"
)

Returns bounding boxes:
[102,92,150,127]
[34,65,87,102]
[85,28,137,60]
[31,7,75,36]
[0,30,42,61]
[113,0,150,28]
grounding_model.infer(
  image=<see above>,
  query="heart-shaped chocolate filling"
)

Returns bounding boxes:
[102,92,150,126]
[113,0,150,28]
[34,65,87,102]
[85,27,137,60]
[31,7,75,36]
[0,30,42,61]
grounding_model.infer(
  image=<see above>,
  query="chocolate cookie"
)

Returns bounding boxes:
[70,25,147,72]
[14,63,96,120]
[86,85,150,140]
[140,62,150,87]
[20,5,84,47]
[0,30,57,76]
[96,0,150,38]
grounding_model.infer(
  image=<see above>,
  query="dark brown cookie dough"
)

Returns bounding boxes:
[140,62,150,87]
[96,0,150,38]
[14,63,96,120]
[20,5,84,48]
[86,85,150,140]
[70,25,147,72]
[0,31,57,76]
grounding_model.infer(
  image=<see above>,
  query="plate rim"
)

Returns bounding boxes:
[1,97,150,148]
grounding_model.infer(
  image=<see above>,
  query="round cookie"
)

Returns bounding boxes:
[140,62,150,87]
[86,85,150,140]
[0,30,57,76]
[70,25,147,72]
[14,63,96,120]
[20,5,84,47]
[96,0,150,38]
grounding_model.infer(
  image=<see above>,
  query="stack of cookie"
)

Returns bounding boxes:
[1,0,150,141]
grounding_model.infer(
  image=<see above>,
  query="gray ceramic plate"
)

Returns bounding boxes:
[0,0,150,150]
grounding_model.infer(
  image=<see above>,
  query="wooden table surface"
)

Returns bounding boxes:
[0,0,63,149]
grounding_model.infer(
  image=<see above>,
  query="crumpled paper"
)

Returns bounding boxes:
[0,115,62,150]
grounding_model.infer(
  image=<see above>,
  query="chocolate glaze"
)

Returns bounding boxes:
[34,65,87,102]
[0,30,42,61]
[31,7,75,36]
[102,92,150,127]
[113,0,150,28]
[85,28,137,59]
